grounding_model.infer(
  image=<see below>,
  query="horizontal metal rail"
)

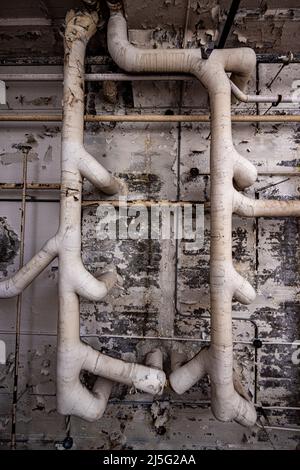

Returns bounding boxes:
[0,72,193,82]
[0,114,300,122]
[0,73,298,105]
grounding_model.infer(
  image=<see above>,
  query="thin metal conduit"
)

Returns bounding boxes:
[256,423,300,433]
[0,330,297,347]
[0,53,299,66]
[0,73,193,82]
[0,114,300,122]
[0,184,298,191]
[10,148,28,449]
[80,334,299,347]
[1,73,299,104]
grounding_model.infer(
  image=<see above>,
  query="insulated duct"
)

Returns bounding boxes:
[0,9,166,421]
[107,6,300,426]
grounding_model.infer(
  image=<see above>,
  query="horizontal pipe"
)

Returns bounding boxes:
[234,191,300,217]
[1,72,298,106]
[0,73,193,82]
[0,114,300,122]
[0,56,112,66]
[81,199,209,207]
[0,193,297,215]
[256,423,300,433]
[256,53,300,64]
[0,73,298,105]
[81,334,300,347]
[230,80,300,104]
[1,53,300,67]
[0,183,60,190]
[255,405,300,411]
[0,329,299,347]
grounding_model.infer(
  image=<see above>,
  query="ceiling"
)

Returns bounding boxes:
[0,0,299,22]
[0,0,299,57]
[0,0,83,19]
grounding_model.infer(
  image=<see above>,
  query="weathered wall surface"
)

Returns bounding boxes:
[0,0,300,450]
[0,58,299,449]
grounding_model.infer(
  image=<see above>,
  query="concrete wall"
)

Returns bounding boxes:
[0,57,299,449]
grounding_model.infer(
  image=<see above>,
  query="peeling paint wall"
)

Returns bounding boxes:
[0,0,300,451]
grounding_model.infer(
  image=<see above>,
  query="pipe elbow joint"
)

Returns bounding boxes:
[57,382,110,422]
[97,269,119,293]
[233,190,255,217]
[71,263,114,301]
[239,47,257,73]
[210,384,257,427]
[233,153,257,189]
[0,280,21,299]
[232,47,256,82]
[232,269,256,305]
[233,393,257,427]
[169,348,208,395]
[65,10,98,45]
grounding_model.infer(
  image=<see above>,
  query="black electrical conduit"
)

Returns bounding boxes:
[217,0,241,49]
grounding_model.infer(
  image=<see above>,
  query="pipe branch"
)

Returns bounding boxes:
[55,9,166,419]
[107,7,299,427]
[107,7,257,427]
[0,235,59,298]
[0,9,166,421]
[233,190,300,217]
[230,80,300,104]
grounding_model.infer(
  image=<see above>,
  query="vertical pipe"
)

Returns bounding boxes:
[0,8,166,424]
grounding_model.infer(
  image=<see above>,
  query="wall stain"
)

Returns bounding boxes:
[0,218,20,272]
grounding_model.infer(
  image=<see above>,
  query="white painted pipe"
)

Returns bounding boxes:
[233,190,300,217]
[0,9,166,421]
[0,236,58,298]
[170,350,187,372]
[230,80,300,103]
[145,348,164,371]
[107,8,300,427]
[1,72,299,105]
